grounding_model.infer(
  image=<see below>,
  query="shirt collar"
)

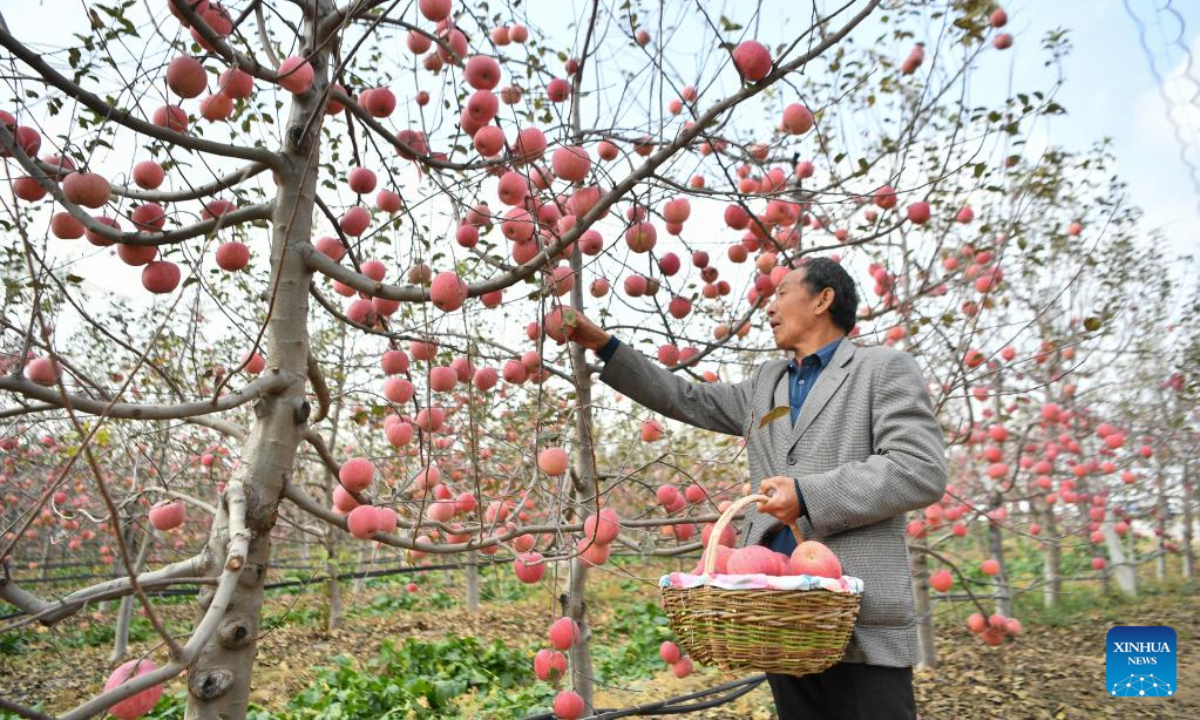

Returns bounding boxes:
[788,337,842,371]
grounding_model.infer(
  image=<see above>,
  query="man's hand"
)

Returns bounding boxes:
[756,476,801,525]
[563,309,611,351]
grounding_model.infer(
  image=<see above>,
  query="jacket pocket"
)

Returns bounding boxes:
[856,594,916,627]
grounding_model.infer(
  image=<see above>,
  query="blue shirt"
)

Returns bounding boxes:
[769,337,841,556]
[597,335,621,362]
[787,338,842,426]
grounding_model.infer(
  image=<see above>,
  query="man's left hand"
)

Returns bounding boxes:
[756,476,801,525]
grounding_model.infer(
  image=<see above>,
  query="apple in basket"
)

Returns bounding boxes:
[726,545,790,575]
[691,545,734,574]
[790,540,842,579]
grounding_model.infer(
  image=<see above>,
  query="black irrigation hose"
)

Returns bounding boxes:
[522,675,768,720]
[6,551,688,586]
[0,555,516,622]
[3,552,531,585]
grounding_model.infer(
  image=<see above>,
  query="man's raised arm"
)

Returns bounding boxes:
[566,312,756,437]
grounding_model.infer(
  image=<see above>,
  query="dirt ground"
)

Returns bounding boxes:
[3,567,1196,719]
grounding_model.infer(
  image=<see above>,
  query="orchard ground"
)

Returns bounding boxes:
[3,554,1196,719]
[1,0,1198,717]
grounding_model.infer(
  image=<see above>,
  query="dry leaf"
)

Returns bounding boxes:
[757,406,790,429]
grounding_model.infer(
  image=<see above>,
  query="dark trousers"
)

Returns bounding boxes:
[766,662,916,720]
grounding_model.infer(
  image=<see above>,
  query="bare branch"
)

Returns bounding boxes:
[0,372,297,421]
[307,352,331,423]
[0,696,53,720]
[223,482,251,571]
[106,162,270,203]
[0,552,213,626]
[141,487,219,516]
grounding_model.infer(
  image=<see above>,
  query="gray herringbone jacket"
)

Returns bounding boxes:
[599,337,947,668]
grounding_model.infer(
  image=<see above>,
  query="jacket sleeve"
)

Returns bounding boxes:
[798,351,947,536]
[598,339,755,437]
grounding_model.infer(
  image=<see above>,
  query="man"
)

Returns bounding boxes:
[565,257,947,720]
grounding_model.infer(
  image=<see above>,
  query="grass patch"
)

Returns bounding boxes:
[350,589,456,616]
[592,598,673,685]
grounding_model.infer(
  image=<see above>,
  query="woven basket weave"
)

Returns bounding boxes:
[660,494,860,677]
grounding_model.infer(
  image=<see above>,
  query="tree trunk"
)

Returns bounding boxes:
[466,551,480,613]
[1103,523,1137,596]
[987,497,1011,617]
[1042,505,1061,609]
[1156,469,1167,581]
[322,331,348,632]
[323,468,343,633]
[37,531,51,580]
[184,7,326,713]
[565,557,595,708]
[322,531,343,630]
[563,243,601,708]
[1183,462,1194,580]
[300,522,311,564]
[909,534,936,669]
[353,542,369,593]
[110,525,154,661]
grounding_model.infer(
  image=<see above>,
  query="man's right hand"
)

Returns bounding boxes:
[563,309,611,351]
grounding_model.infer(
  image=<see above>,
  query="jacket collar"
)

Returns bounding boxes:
[786,336,844,372]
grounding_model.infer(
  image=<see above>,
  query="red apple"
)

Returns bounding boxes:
[789,540,842,579]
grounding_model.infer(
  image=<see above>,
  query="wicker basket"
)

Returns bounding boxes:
[660,494,861,677]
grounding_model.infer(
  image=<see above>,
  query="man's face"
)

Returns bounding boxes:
[766,269,826,350]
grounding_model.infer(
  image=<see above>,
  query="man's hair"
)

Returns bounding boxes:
[799,257,859,334]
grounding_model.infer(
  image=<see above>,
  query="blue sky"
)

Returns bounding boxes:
[993,0,1200,284]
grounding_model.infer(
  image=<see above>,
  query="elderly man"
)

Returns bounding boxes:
[566,257,947,720]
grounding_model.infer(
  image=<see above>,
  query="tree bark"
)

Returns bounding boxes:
[184,5,327,714]
[466,551,480,613]
[1103,523,1137,596]
[110,525,154,662]
[909,533,936,669]
[565,558,595,709]
[1041,505,1061,609]
[322,331,348,632]
[987,495,1011,617]
[564,237,601,710]
[1156,468,1167,581]
[1183,461,1194,580]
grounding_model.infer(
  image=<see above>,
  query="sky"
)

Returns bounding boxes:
[993,0,1200,283]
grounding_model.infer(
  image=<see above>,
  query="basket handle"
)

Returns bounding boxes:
[702,493,804,576]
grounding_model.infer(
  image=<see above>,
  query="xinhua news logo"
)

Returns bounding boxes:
[1106,626,1177,697]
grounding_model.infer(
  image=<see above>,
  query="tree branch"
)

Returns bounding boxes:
[0,372,296,421]
[105,161,270,203]
[0,26,281,167]
[302,0,882,304]
[0,124,275,246]
[57,491,250,720]
[0,552,213,626]
[307,352,331,423]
